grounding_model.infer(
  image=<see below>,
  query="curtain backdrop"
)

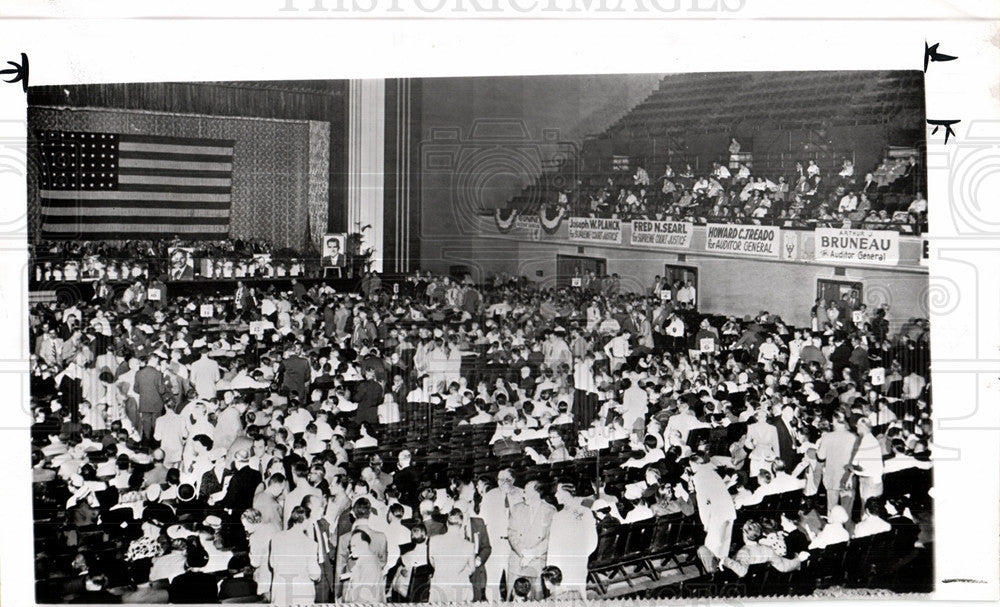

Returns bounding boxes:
[28,107,314,251]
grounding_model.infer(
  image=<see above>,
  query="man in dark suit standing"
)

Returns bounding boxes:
[464,510,493,601]
[354,367,384,428]
[134,355,167,444]
[770,405,801,471]
[279,345,311,402]
[212,449,263,518]
[234,281,255,313]
[333,499,387,599]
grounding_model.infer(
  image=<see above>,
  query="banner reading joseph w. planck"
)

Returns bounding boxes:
[568,217,622,244]
[705,224,780,258]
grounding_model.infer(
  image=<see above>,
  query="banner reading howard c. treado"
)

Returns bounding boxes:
[705,224,780,258]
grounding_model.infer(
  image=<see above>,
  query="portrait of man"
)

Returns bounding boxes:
[323,233,346,268]
[167,247,195,281]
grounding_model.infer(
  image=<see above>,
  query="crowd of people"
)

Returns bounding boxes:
[30,266,933,604]
[30,237,315,284]
[548,143,928,234]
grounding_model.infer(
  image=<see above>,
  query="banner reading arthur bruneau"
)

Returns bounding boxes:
[568,217,622,244]
[705,224,780,258]
[631,220,693,249]
[814,227,900,266]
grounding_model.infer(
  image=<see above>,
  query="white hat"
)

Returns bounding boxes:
[591,498,612,512]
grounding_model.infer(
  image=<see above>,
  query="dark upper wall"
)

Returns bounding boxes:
[28,81,348,122]
[417,73,664,250]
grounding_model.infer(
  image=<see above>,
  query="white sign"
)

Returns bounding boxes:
[571,277,582,287]
[705,224,780,258]
[700,338,715,353]
[852,310,864,324]
[660,290,671,301]
[147,288,162,301]
[515,214,541,234]
[630,220,693,249]
[199,304,214,318]
[870,367,885,386]
[815,228,900,266]
[568,217,622,244]
[249,321,266,337]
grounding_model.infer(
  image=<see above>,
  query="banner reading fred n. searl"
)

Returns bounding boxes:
[630,220,693,249]
[815,228,899,266]
[705,224,779,258]
[568,217,622,244]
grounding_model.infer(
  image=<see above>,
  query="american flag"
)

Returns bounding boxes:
[37,130,234,240]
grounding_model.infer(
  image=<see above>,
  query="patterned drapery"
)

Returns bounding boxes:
[27,107,312,251]
[307,121,331,253]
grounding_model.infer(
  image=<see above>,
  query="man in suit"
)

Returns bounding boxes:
[354,367,384,428]
[464,508,492,601]
[323,237,346,268]
[234,281,255,312]
[303,493,337,603]
[168,248,194,281]
[334,498,387,599]
[771,405,801,471]
[134,355,167,443]
[817,411,859,517]
[212,449,263,517]
[507,480,556,599]
[253,473,287,531]
[279,345,311,402]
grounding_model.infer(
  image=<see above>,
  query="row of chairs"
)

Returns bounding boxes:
[654,527,926,599]
[587,512,706,595]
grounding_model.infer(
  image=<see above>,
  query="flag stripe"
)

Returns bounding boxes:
[41,227,229,237]
[121,134,235,147]
[118,141,233,156]
[42,207,231,218]
[118,151,234,163]
[115,184,232,194]
[118,174,233,187]
[118,158,233,171]
[40,190,231,202]
[42,215,231,225]
[41,198,232,210]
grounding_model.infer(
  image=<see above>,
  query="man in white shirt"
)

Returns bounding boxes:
[188,349,221,400]
[664,400,708,444]
[806,160,821,178]
[153,403,187,469]
[907,192,927,216]
[619,377,649,434]
[676,282,696,309]
[603,331,631,373]
[838,191,859,214]
[711,163,731,180]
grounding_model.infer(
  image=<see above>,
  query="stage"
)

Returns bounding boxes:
[27,275,386,305]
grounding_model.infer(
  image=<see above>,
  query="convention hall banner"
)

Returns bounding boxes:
[705,224,780,258]
[568,217,622,244]
[814,227,900,266]
[630,220,694,249]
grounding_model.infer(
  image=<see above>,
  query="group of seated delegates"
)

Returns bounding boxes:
[565,150,927,233]
[30,237,314,284]
[29,266,932,603]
